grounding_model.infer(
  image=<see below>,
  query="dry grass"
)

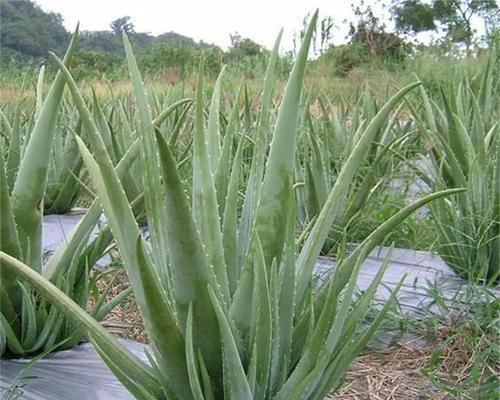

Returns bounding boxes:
[328,344,453,400]
[329,322,499,400]
[87,268,147,343]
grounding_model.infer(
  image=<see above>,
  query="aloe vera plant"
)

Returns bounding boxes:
[0,13,463,398]
[0,29,133,358]
[414,59,499,282]
[296,89,417,253]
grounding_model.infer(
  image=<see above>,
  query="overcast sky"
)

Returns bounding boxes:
[34,0,364,51]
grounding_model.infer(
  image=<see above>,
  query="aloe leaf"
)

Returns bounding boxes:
[19,282,37,349]
[206,66,226,172]
[250,236,272,399]
[441,88,473,175]
[136,237,192,400]
[46,129,85,214]
[0,150,22,260]
[74,133,183,380]
[312,278,405,399]
[231,12,317,337]
[0,312,24,355]
[43,139,141,281]
[255,10,318,265]
[50,53,159,312]
[240,29,284,242]
[295,81,422,305]
[237,30,282,268]
[185,304,205,400]
[35,65,45,119]
[0,107,26,333]
[152,98,193,127]
[336,247,394,345]
[89,338,160,400]
[269,196,296,394]
[315,188,465,309]
[191,60,230,302]
[279,246,367,397]
[5,103,22,192]
[11,27,79,272]
[198,352,216,400]
[122,33,171,286]
[208,286,253,400]
[0,251,160,393]
[223,136,245,295]
[154,130,225,384]
[215,81,242,216]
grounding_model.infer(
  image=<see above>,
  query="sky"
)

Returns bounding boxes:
[33,0,362,52]
[32,0,493,53]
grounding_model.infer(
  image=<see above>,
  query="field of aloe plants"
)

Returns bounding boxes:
[0,12,498,400]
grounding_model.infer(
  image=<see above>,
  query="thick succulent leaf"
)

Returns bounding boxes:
[136,238,192,400]
[208,287,253,400]
[35,65,45,119]
[50,53,157,313]
[5,103,22,192]
[206,66,226,172]
[122,33,171,288]
[254,11,318,265]
[237,30,282,269]
[312,278,405,399]
[0,251,160,393]
[0,312,24,355]
[0,156,22,321]
[152,98,193,127]
[43,139,141,281]
[250,236,272,399]
[223,136,245,295]
[185,304,206,400]
[19,282,38,349]
[295,81,423,305]
[11,29,78,272]
[155,131,225,384]
[89,338,158,400]
[215,81,242,216]
[269,196,296,394]
[191,62,230,302]
[279,246,367,397]
[314,188,465,311]
[231,12,317,338]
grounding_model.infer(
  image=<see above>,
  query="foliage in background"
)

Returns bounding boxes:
[393,0,500,52]
[413,57,499,283]
[295,87,419,254]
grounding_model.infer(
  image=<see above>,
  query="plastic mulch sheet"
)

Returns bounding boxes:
[313,245,492,317]
[42,210,111,267]
[5,220,495,399]
[0,340,147,400]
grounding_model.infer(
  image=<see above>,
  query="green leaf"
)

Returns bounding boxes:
[208,287,253,400]
[11,28,79,271]
[295,81,423,305]
[154,130,225,386]
[185,304,206,400]
[0,251,160,394]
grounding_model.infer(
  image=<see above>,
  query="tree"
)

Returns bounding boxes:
[393,0,500,52]
[110,16,135,35]
[0,0,69,59]
[227,33,263,59]
[347,0,406,59]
